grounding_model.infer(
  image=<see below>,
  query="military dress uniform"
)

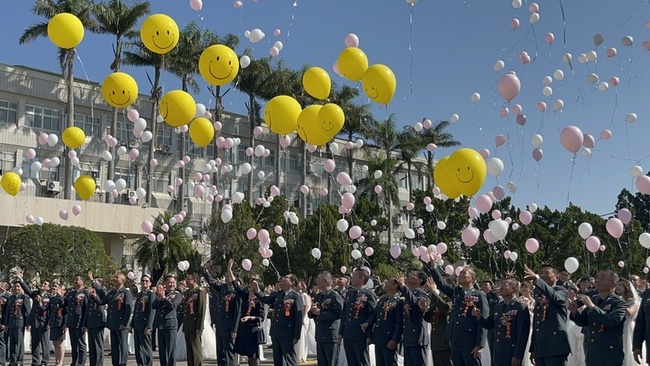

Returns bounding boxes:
[18,279,52,366]
[530,278,571,366]
[3,292,31,366]
[152,289,182,366]
[94,283,133,366]
[308,289,343,366]
[133,288,156,366]
[0,290,11,365]
[216,284,241,366]
[64,287,89,366]
[45,292,66,342]
[182,285,207,366]
[85,289,106,366]
[369,293,403,366]
[400,286,430,366]
[424,289,452,366]
[485,290,500,365]
[256,289,303,366]
[429,265,488,366]
[477,297,531,366]
[339,287,376,366]
[571,292,626,366]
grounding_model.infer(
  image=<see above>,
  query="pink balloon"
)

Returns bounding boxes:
[271,185,280,196]
[519,51,531,64]
[529,2,539,13]
[68,150,77,159]
[72,205,82,216]
[637,176,650,195]
[246,228,257,240]
[462,227,479,247]
[560,126,584,154]
[342,192,355,209]
[38,133,48,146]
[279,136,290,149]
[436,242,448,254]
[374,185,383,194]
[127,109,139,122]
[525,238,539,253]
[26,149,36,159]
[504,250,511,259]
[545,33,555,44]
[493,185,505,200]
[495,135,506,147]
[519,210,533,225]
[349,226,362,240]
[321,188,329,196]
[644,267,649,274]
[300,185,310,194]
[510,18,520,30]
[644,41,650,52]
[511,104,523,116]
[253,126,263,136]
[498,72,521,101]
[141,220,153,234]
[306,144,317,153]
[479,148,490,160]
[333,61,341,75]
[390,245,401,259]
[423,196,432,205]
[345,141,354,150]
[406,202,415,211]
[617,208,632,225]
[427,143,437,152]
[607,48,617,58]
[258,229,270,242]
[340,266,347,274]
[476,195,493,213]
[609,77,619,87]
[189,0,203,11]
[618,261,625,268]
[344,33,359,48]
[364,247,374,257]
[274,225,283,235]
[129,149,140,160]
[156,233,165,242]
[161,224,169,232]
[537,101,547,112]
[606,218,624,239]
[468,207,479,219]
[583,134,595,148]
[59,210,69,221]
[108,137,118,147]
[148,233,156,242]
[336,172,352,186]
[242,259,252,271]
[269,47,279,57]
[445,265,454,275]
[486,191,496,202]
[516,115,527,126]
[600,130,612,140]
[500,107,510,117]
[274,29,281,36]
[586,236,601,253]
[532,148,543,162]
[324,159,336,173]
[491,210,502,220]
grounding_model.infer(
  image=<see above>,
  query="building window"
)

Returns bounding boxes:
[0,100,18,124]
[74,113,100,139]
[21,158,40,179]
[0,152,15,175]
[153,176,169,193]
[156,124,172,148]
[114,167,134,190]
[25,105,60,132]
[264,149,276,167]
[289,152,301,172]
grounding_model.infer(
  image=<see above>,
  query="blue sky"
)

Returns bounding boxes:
[4,0,650,216]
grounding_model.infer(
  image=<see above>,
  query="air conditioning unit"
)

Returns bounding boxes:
[306,163,313,174]
[47,180,61,193]
[129,140,137,148]
[127,190,137,198]
[163,145,172,153]
[90,171,99,179]
[306,203,313,215]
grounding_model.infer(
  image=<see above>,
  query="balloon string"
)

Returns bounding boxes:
[75,52,95,131]
[627,46,635,87]
[473,104,483,136]
[624,122,633,161]
[403,6,414,100]
[557,0,585,110]
[517,126,524,181]
[529,23,540,64]
[607,86,619,130]
[283,0,299,49]
[565,154,577,207]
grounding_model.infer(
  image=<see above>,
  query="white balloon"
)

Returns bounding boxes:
[543,76,552,85]
[405,228,415,239]
[529,13,540,24]
[30,161,42,172]
[450,114,459,123]
[598,82,609,91]
[586,50,597,62]
[36,216,45,226]
[553,69,565,81]
[254,145,265,157]
[277,236,287,248]
[351,249,362,260]
[577,53,587,64]
[273,41,283,51]
[509,252,519,261]
[564,257,579,274]
[488,219,509,240]
[239,163,252,175]
[136,187,146,198]
[47,134,59,147]
[337,219,349,232]
[355,139,364,148]
[553,99,564,111]
[262,259,270,266]
[240,55,251,69]
[185,227,193,236]
[437,221,446,230]
[531,134,543,148]
[631,165,644,178]
[471,92,481,103]
[329,142,340,154]
[639,233,650,249]
[529,203,538,213]
[512,0,522,9]
[70,157,80,167]
[104,180,115,191]
[486,158,504,177]
[581,148,591,157]
[626,113,638,123]
[195,103,207,118]
[221,209,233,223]
[542,86,553,97]
[101,151,113,161]
[373,170,383,179]
[51,157,60,167]
[257,171,265,179]
[494,60,505,72]
[115,178,127,191]
[117,146,128,155]
[578,222,593,239]
[586,73,598,84]
[134,118,147,132]
[562,53,572,65]
[311,248,321,259]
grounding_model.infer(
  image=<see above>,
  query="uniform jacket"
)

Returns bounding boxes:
[2,293,31,329]
[424,289,452,352]
[0,291,11,326]
[132,288,156,331]
[46,293,66,328]
[234,283,264,326]
[369,293,403,347]
[85,291,106,329]
[478,297,531,364]
[339,287,377,341]
[18,279,51,328]
[202,270,222,327]
[257,289,303,340]
[400,286,430,347]
[428,265,489,348]
[95,284,133,331]
[571,292,626,366]
[181,286,206,333]
[308,289,343,343]
[64,288,89,329]
[529,278,571,357]
[217,283,241,333]
[152,290,182,330]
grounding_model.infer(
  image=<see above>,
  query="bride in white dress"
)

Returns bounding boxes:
[295,282,312,362]
[175,286,217,360]
[616,279,643,366]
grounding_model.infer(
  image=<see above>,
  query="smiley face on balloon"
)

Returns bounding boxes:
[199,44,239,86]
[446,148,487,197]
[263,95,301,135]
[159,90,195,127]
[362,64,397,105]
[317,103,344,137]
[101,72,138,108]
[140,14,179,55]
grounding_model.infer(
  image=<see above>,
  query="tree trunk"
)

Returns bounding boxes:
[211,86,223,217]
[388,197,393,247]
[427,151,433,192]
[145,68,161,207]
[176,132,186,212]
[247,94,255,206]
[63,51,75,200]
[106,106,118,203]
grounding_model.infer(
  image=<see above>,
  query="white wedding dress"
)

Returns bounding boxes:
[295,292,313,362]
[175,294,217,360]
[623,290,644,366]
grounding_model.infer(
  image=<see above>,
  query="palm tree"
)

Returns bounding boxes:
[133,211,194,283]
[419,120,461,190]
[93,0,150,203]
[19,0,99,200]
[122,38,164,206]
[395,127,428,201]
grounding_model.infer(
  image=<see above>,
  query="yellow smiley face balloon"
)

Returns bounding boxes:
[74,175,96,201]
[160,90,196,127]
[62,126,86,149]
[199,44,239,86]
[140,14,179,55]
[101,72,138,108]
[446,148,487,197]
[1,172,21,196]
[297,105,331,146]
[433,156,461,199]
[317,103,345,138]
[337,47,368,82]
[264,95,301,135]
[362,64,397,105]
[47,13,84,49]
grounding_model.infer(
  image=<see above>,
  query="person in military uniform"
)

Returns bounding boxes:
[424,277,452,366]
[0,282,12,366]
[338,268,376,366]
[46,283,66,366]
[181,273,207,366]
[480,279,500,365]
[569,270,626,366]
[524,264,571,366]
[2,281,32,366]
[16,271,52,366]
[427,262,488,366]
[368,276,402,366]
[152,275,182,366]
[204,259,240,366]
[396,271,430,366]
[254,273,303,366]
[64,275,89,366]
[94,273,133,366]
[133,275,155,366]
[308,271,343,366]
[473,278,530,366]
[84,277,106,366]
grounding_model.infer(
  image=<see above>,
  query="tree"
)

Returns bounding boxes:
[132,211,195,284]
[2,224,114,283]
[93,0,150,203]
[19,0,99,200]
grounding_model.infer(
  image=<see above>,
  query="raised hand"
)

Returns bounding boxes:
[472,306,481,318]
[395,274,405,287]
[523,265,537,280]
[426,277,436,292]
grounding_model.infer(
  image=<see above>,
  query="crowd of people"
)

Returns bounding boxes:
[2,252,650,366]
